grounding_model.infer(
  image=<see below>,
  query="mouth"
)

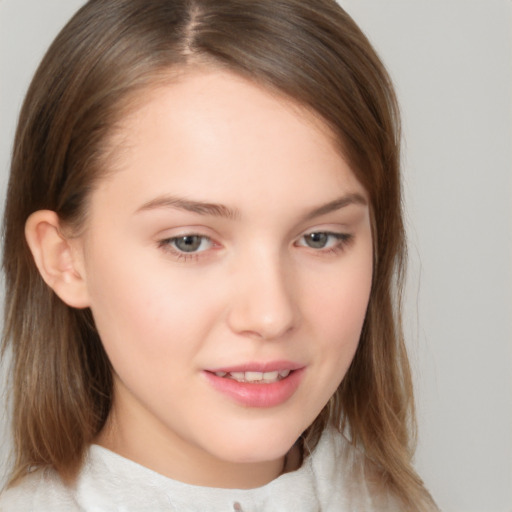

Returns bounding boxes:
[203,364,304,407]
[211,369,292,383]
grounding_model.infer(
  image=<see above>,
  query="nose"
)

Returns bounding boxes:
[226,250,298,340]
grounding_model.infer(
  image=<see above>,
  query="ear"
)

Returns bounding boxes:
[25,210,90,309]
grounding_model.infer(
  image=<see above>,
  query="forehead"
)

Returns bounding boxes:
[91,68,366,216]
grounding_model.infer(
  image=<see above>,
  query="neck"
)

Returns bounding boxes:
[95,401,301,489]
[96,421,289,488]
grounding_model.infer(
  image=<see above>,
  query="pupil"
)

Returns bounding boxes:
[307,232,328,248]
[175,235,201,252]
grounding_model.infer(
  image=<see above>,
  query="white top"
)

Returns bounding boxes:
[0,428,400,511]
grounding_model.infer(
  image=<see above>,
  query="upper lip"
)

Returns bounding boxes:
[205,361,304,373]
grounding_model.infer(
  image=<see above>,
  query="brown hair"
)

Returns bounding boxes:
[2,0,436,508]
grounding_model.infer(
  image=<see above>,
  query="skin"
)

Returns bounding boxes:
[38,68,374,489]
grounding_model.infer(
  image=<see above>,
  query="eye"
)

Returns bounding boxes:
[161,234,213,254]
[303,232,330,249]
[297,231,352,251]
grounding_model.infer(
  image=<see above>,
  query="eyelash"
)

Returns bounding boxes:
[296,232,354,255]
[158,234,215,262]
[158,231,353,262]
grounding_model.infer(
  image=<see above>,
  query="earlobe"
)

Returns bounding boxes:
[25,210,90,309]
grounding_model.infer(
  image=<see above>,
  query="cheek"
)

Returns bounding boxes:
[83,243,220,373]
[307,253,372,341]
[294,269,371,421]
[302,244,373,383]
[312,287,368,375]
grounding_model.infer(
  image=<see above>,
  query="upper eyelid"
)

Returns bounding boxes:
[295,231,351,243]
[301,229,347,235]
[157,229,350,241]
[161,233,214,246]
[164,232,212,240]
[156,226,352,245]
[156,227,218,241]
[296,229,350,240]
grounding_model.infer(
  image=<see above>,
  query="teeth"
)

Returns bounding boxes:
[263,371,279,381]
[245,371,263,382]
[215,370,292,383]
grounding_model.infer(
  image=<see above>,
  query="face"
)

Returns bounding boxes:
[73,68,373,488]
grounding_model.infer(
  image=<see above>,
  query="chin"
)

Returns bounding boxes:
[202,416,309,464]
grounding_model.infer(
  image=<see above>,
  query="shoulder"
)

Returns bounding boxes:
[311,427,439,512]
[0,468,80,512]
[0,447,175,512]
[309,426,406,512]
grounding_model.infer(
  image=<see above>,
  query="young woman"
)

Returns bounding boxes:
[0,0,438,510]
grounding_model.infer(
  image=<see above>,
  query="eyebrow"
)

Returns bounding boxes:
[301,193,367,221]
[136,192,367,221]
[136,196,240,220]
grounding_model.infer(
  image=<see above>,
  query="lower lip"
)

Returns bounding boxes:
[203,369,305,408]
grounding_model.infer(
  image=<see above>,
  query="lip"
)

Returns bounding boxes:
[203,362,305,408]
[206,360,304,374]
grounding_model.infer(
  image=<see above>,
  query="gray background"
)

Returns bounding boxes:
[1,1,511,511]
